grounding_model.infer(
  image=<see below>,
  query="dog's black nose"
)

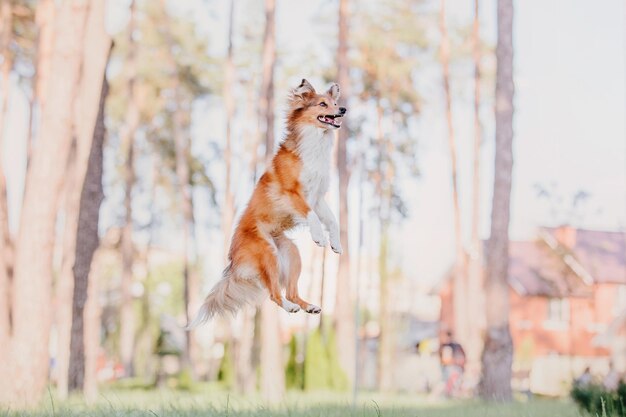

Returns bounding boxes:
[339,107,347,114]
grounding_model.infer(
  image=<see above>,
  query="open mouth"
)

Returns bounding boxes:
[317,114,343,128]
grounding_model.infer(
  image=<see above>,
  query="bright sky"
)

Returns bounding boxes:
[2,0,624,298]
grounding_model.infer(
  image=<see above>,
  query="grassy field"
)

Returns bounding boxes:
[1,385,585,417]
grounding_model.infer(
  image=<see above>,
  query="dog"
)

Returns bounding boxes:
[187,79,346,328]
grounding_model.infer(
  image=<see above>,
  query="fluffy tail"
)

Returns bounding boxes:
[185,266,264,330]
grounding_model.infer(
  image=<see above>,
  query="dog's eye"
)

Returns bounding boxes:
[319,102,327,108]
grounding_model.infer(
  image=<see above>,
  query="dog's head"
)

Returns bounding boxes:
[287,79,346,130]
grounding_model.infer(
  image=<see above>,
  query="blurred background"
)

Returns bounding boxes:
[0,0,624,411]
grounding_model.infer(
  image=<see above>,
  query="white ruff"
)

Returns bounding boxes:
[295,125,333,206]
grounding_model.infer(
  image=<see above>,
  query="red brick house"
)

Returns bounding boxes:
[439,226,626,394]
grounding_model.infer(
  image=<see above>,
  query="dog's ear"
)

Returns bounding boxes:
[289,79,316,108]
[293,79,315,98]
[327,83,340,101]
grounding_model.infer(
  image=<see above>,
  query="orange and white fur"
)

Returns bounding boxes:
[187,79,346,327]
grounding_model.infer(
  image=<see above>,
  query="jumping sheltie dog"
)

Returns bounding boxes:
[187,79,346,328]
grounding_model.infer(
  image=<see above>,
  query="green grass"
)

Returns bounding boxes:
[1,385,582,417]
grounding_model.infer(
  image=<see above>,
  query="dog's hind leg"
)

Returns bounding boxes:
[276,234,320,314]
[258,240,300,313]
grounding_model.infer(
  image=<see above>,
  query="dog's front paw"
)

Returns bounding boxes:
[305,304,321,314]
[330,236,343,254]
[308,212,327,247]
[310,226,328,247]
[281,297,301,313]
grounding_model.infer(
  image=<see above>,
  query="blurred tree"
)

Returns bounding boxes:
[0,0,13,159]
[333,0,355,387]
[105,0,217,383]
[259,0,275,163]
[0,0,11,395]
[67,0,111,396]
[353,0,423,392]
[466,0,486,388]
[118,0,140,378]
[479,0,514,402]
[157,0,200,379]
[6,0,89,405]
[439,0,469,352]
[222,0,235,256]
[29,0,54,161]
[258,0,284,404]
[53,0,111,398]
[0,0,39,401]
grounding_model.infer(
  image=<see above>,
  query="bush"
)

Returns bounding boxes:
[217,342,235,389]
[304,329,331,390]
[571,381,626,416]
[303,328,348,392]
[285,334,304,389]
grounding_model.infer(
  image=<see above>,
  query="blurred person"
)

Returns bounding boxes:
[603,362,619,391]
[574,366,593,387]
[439,331,466,397]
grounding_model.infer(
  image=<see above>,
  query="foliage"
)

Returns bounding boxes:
[177,368,196,392]
[304,329,331,391]
[217,342,235,389]
[570,382,626,416]
[285,334,304,390]
[106,0,219,232]
[303,329,348,392]
[352,0,428,224]
[326,330,349,392]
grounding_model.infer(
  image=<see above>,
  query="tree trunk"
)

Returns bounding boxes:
[377,224,393,392]
[119,1,140,377]
[82,244,102,403]
[0,3,12,391]
[479,0,514,402]
[260,299,284,403]
[0,0,14,299]
[222,0,235,255]
[333,0,355,386]
[57,3,110,397]
[56,140,78,400]
[8,0,89,405]
[0,0,15,397]
[67,3,110,393]
[155,0,199,377]
[235,306,256,394]
[258,0,283,402]
[260,0,275,162]
[28,0,56,165]
[0,0,13,156]
[69,68,108,395]
[173,87,198,375]
[465,0,485,389]
[375,104,395,392]
[439,0,468,347]
[318,247,327,332]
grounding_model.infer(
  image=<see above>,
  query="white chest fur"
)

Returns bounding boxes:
[296,125,333,206]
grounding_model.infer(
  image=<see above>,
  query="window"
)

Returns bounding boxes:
[614,285,626,316]
[545,298,570,329]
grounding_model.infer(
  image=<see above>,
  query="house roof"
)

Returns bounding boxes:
[436,227,626,298]
[543,227,626,285]
[508,240,593,298]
